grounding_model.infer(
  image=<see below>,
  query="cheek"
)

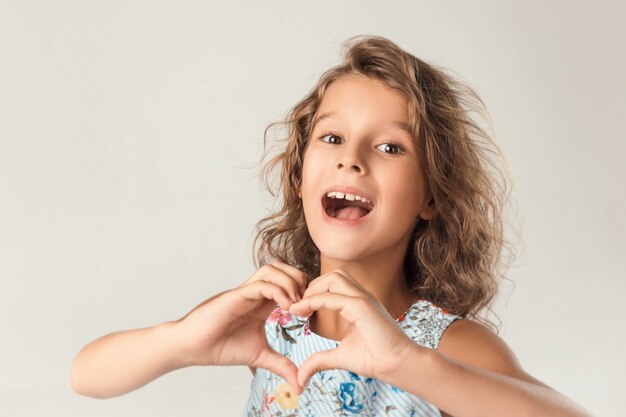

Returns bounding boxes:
[384,168,427,216]
[300,156,321,206]
[302,152,325,184]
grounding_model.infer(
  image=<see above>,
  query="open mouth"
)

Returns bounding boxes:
[321,194,375,220]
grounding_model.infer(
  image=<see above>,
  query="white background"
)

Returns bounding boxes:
[1,1,623,416]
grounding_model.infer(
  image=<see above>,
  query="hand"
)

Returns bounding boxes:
[173,261,308,394]
[288,269,418,389]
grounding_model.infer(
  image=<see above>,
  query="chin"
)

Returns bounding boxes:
[315,241,371,263]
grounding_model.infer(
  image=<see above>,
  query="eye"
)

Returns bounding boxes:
[376,143,405,155]
[320,132,343,145]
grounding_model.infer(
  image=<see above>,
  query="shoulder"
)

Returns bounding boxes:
[437,318,553,389]
[402,300,462,349]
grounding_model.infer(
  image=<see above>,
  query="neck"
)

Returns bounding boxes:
[308,235,417,341]
[318,254,414,314]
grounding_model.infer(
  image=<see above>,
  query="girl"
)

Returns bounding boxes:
[70,36,592,417]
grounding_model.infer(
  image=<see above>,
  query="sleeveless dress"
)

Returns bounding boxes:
[242,299,462,417]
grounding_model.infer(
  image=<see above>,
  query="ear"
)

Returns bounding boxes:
[418,197,435,221]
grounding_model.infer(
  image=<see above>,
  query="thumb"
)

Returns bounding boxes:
[297,349,339,389]
[255,348,303,395]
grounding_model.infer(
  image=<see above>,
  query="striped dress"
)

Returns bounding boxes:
[242,299,461,417]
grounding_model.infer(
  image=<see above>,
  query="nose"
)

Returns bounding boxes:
[336,145,365,174]
[337,161,362,173]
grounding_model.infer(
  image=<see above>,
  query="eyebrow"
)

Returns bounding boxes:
[311,111,413,138]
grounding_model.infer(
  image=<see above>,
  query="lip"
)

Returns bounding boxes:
[321,190,376,226]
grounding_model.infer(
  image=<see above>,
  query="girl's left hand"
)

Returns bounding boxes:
[288,269,418,389]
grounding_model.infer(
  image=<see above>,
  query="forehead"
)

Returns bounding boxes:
[313,74,412,135]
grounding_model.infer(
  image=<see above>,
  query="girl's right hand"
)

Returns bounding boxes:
[173,261,308,392]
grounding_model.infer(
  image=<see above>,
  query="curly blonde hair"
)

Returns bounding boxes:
[252,35,517,333]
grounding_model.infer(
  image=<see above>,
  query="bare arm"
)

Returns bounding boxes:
[390,345,592,417]
[69,320,188,399]
[69,290,228,399]
[70,263,308,399]
[384,320,594,417]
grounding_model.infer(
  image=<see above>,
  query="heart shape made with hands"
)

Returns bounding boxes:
[269,269,417,394]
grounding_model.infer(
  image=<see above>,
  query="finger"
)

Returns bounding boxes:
[255,348,304,395]
[269,261,309,295]
[289,293,363,323]
[302,271,363,300]
[239,281,294,311]
[261,264,302,302]
[297,349,340,389]
[245,265,302,303]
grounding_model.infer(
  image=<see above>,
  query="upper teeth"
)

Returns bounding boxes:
[326,191,371,204]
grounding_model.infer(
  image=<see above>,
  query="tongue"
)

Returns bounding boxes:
[336,206,368,220]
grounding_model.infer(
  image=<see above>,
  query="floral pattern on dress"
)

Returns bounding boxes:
[274,381,300,410]
[243,300,461,417]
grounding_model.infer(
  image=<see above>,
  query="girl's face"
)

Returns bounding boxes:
[300,74,435,263]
